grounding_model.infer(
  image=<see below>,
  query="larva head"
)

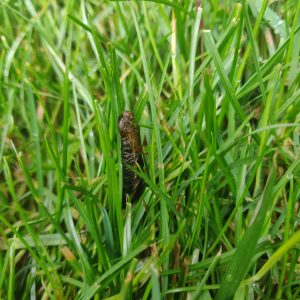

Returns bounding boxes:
[118,111,135,137]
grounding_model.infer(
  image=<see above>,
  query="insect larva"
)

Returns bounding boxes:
[118,111,145,206]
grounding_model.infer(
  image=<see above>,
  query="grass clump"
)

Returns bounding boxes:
[0,0,300,299]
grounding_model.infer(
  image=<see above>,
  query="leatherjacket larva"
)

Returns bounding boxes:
[118,111,145,206]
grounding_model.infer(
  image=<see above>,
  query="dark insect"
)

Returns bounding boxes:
[118,111,145,206]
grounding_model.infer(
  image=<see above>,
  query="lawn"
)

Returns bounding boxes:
[0,0,300,299]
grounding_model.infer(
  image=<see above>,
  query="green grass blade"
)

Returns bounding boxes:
[216,170,275,300]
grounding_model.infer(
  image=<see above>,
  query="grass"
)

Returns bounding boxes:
[0,0,300,299]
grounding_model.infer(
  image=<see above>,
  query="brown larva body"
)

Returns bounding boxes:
[118,111,145,206]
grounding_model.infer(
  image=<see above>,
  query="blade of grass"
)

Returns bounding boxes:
[203,30,250,130]
[190,248,221,300]
[80,243,147,299]
[243,229,300,286]
[132,6,170,293]
[216,170,275,300]
[7,241,15,300]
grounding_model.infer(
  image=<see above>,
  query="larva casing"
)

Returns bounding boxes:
[118,111,145,206]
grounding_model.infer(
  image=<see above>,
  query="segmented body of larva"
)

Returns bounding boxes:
[118,111,145,206]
